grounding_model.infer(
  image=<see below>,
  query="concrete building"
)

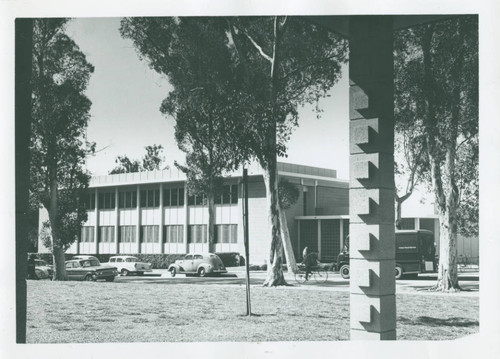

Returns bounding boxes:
[37,161,450,265]
[38,162,350,264]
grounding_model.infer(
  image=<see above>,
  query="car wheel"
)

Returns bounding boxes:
[84,274,94,281]
[105,276,115,282]
[121,269,129,276]
[395,265,403,280]
[198,267,207,277]
[339,264,350,279]
[170,268,176,277]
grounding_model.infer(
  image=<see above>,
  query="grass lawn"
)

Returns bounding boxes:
[26,280,478,343]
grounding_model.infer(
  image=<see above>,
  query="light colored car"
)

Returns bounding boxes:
[107,256,152,276]
[168,253,227,277]
[65,258,118,282]
[34,259,53,279]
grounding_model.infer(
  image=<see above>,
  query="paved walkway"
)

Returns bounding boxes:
[128,267,479,297]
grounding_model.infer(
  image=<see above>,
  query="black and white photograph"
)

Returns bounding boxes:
[1,0,499,358]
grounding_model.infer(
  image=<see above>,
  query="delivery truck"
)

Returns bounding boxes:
[336,229,437,279]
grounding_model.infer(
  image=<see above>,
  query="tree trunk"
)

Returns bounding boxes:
[207,192,216,253]
[47,150,67,281]
[262,163,287,286]
[52,245,67,280]
[436,203,460,291]
[279,206,298,273]
[395,192,411,229]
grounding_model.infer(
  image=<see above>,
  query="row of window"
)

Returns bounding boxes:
[82,185,237,210]
[80,224,237,244]
[187,185,238,206]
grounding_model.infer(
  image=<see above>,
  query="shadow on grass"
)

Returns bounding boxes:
[398,316,479,328]
[409,284,479,292]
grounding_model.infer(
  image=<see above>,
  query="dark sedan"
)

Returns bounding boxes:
[65,258,118,282]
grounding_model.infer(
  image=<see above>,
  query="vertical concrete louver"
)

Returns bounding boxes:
[349,16,396,340]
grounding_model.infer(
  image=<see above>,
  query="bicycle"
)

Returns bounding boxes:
[294,260,329,284]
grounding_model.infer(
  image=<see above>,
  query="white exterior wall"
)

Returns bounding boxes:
[164,207,185,225]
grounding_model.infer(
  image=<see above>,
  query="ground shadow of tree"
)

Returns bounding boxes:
[398,316,479,327]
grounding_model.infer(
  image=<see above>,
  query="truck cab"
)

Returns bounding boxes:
[336,229,437,279]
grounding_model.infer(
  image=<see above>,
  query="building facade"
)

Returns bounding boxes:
[38,162,450,264]
[38,162,350,264]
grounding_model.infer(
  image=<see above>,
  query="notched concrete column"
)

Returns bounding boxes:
[349,16,396,340]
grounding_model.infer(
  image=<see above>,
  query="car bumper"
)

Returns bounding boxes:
[210,269,227,274]
[94,271,118,279]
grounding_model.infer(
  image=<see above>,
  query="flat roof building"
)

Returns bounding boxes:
[38,162,351,264]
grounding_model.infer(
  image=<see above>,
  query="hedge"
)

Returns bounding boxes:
[30,252,245,269]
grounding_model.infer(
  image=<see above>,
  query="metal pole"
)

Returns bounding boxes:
[243,168,251,315]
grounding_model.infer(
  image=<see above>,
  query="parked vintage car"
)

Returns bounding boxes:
[64,258,118,282]
[168,253,227,277]
[34,259,53,279]
[106,256,152,276]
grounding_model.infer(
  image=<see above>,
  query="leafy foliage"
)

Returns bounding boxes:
[120,16,348,285]
[394,16,478,236]
[278,178,300,210]
[394,16,478,290]
[30,18,95,255]
[109,144,167,174]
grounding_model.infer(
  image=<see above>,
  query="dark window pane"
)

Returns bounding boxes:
[222,185,231,204]
[132,191,137,207]
[154,190,160,207]
[164,188,170,207]
[147,190,154,207]
[179,188,184,206]
[188,195,195,206]
[231,185,238,204]
[171,188,178,206]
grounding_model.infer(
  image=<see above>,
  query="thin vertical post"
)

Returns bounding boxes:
[243,168,251,316]
[15,18,33,344]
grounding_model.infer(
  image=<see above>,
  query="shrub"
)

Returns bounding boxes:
[31,252,252,269]
[215,252,244,267]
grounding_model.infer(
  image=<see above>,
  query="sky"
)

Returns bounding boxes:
[65,17,433,216]
[65,17,350,178]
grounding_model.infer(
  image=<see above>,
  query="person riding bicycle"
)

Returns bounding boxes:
[302,247,318,281]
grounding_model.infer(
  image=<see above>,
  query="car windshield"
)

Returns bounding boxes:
[81,260,100,267]
[125,258,138,262]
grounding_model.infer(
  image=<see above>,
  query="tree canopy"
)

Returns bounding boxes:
[394,16,478,290]
[109,144,167,174]
[30,18,95,279]
[120,16,348,285]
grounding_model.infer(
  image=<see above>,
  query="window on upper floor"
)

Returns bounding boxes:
[119,190,137,209]
[98,192,116,210]
[140,189,160,208]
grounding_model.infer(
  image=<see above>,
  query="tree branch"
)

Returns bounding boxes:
[237,25,272,63]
